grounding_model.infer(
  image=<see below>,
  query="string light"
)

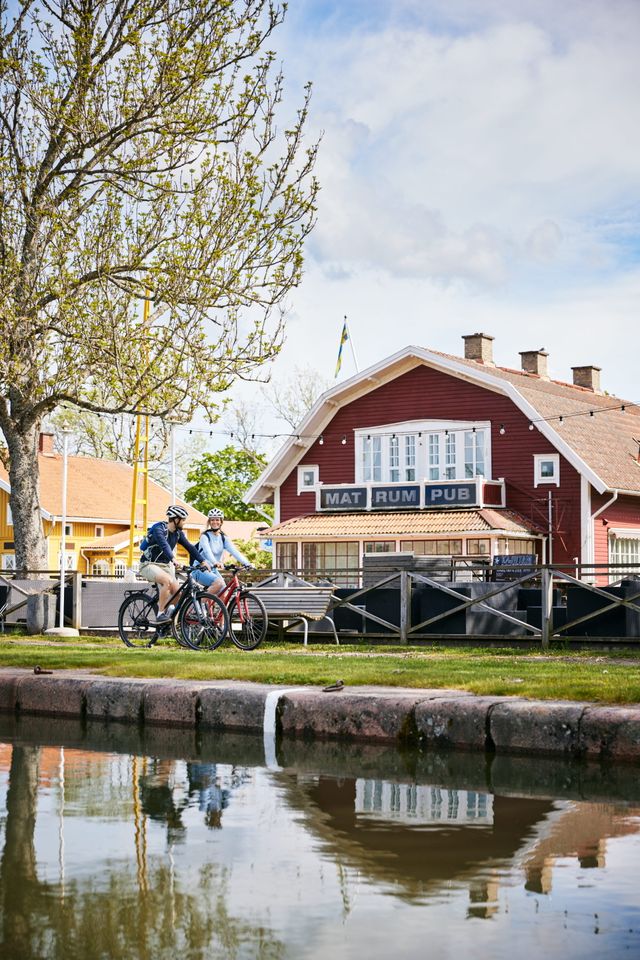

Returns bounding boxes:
[56,395,637,449]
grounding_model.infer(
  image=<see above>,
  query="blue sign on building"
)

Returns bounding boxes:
[320,486,368,510]
[370,485,420,509]
[424,482,478,508]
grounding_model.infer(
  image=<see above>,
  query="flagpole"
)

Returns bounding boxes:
[345,316,359,372]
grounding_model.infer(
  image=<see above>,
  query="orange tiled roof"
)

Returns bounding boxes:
[0,455,207,528]
[262,509,540,539]
[432,351,640,493]
[84,531,143,551]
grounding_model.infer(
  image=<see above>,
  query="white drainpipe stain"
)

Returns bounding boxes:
[263,688,304,770]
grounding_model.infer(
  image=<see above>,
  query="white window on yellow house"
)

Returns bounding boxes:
[95,525,104,538]
[2,554,16,571]
[92,560,109,576]
[6,505,12,526]
[114,560,127,578]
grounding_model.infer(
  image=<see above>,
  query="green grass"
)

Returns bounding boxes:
[1,635,639,704]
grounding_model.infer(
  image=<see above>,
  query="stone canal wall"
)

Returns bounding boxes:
[0,668,638,762]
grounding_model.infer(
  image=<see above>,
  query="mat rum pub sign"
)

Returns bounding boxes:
[318,481,479,511]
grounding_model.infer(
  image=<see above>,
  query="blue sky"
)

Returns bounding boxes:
[225,0,640,411]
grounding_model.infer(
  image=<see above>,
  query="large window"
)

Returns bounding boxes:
[609,534,640,577]
[362,435,382,482]
[301,541,359,586]
[495,538,537,556]
[401,539,463,555]
[357,421,490,484]
[276,542,298,570]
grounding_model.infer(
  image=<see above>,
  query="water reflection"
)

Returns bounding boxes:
[0,715,639,959]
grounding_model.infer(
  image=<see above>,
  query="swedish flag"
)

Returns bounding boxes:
[335,318,349,377]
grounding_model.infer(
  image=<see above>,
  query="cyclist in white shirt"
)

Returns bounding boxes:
[194,508,252,595]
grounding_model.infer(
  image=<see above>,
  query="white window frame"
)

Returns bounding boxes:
[355,420,492,484]
[534,454,560,487]
[92,559,110,577]
[361,435,382,482]
[64,522,73,537]
[2,553,16,570]
[297,464,319,494]
[609,531,640,577]
[95,524,105,538]
[6,504,12,526]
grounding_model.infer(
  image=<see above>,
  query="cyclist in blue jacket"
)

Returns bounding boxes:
[139,505,211,622]
[194,508,252,595]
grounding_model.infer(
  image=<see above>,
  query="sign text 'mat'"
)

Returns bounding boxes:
[320,486,368,510]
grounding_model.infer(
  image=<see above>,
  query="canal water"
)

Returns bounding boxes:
[0,715,638,959]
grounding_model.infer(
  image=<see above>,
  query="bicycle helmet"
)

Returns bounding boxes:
[207,508,225,520]
[166,504,189,521]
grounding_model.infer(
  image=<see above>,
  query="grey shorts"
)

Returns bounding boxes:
[139,560,175,583]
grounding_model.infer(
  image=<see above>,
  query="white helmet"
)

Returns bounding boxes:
[207,508,224,520]
[166,505,188,521]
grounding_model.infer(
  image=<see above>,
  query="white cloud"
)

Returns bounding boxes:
[220,1,639,430]
[282,2,640,286]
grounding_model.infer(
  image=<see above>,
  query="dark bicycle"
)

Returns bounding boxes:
[118,565,229,650]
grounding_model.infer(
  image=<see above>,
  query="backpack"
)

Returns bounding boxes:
[140,522,167,561]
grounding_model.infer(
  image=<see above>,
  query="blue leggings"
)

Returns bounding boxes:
[192,567,223,589]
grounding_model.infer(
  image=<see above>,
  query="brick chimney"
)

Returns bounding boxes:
[38,432,55,456]
[519,349,549,379]
[571,365,601,393]
[462,332,494,365]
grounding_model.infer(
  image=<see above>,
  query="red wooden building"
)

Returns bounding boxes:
[246,334,640,583]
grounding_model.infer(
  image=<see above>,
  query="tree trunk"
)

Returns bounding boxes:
[3,421,48,573]
[0,745,41,956]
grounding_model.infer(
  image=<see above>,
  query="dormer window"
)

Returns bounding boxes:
[356,421,491,483]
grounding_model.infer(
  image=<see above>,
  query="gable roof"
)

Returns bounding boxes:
[246,346,640,503]
[0,454,208,528]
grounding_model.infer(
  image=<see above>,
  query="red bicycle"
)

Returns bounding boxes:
[217,565,268,650]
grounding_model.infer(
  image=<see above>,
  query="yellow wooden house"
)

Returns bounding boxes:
[0,433,208,574]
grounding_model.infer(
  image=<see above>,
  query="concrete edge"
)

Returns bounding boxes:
[0,670,638,761]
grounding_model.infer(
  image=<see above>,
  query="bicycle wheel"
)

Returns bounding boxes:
[118,592,158,648]
[178,592,229,651]
[227,591,268,651]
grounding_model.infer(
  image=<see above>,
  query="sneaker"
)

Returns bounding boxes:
[156,610,171,624]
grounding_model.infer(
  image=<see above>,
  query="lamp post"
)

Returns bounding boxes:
[46,427,79,636]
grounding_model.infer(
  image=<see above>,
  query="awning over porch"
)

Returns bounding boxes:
[261,509,542,539]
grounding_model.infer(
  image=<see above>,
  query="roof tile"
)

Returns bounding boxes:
[263,509,539,538]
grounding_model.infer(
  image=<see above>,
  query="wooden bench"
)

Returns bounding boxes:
[250,586,339,645]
